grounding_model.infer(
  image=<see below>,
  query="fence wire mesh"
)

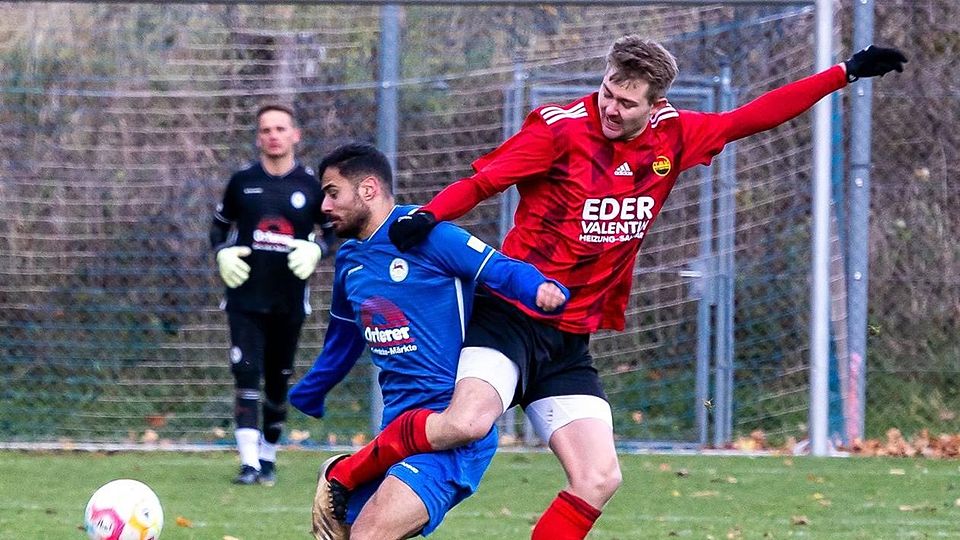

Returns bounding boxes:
[856,1,960,439]
[0,1,954,448]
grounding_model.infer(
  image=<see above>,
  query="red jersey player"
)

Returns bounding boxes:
[311,36,906,540]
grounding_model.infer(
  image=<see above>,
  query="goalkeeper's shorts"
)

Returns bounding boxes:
[344,426,497,536]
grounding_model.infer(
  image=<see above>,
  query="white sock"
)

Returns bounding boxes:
[259,435,277,464]
[235,428,261,469]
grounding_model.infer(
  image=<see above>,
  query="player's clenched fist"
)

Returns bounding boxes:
[536,282,568,312]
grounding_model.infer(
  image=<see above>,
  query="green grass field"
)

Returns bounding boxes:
[2,449,959,539]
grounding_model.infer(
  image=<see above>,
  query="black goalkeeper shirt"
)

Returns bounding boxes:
[213,161,328,314]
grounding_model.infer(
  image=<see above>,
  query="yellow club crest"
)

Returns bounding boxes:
[652,155,672,176]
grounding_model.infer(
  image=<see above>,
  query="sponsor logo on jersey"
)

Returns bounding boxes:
[399,461,420,474]
[389,258,409,282]
[290,191,306,209]
[252,216,295,252]
[652,155,672,176]
[243,187,263,194]
[360,296,418,356]
[579,196,655,244]
[614,162,633,176]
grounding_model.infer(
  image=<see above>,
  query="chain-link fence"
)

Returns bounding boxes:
[855,1,960,439]
[0,1,955,448]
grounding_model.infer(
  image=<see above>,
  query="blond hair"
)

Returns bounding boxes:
[606,36,679,102]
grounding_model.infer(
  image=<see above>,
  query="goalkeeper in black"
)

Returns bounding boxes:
[209,104,333,486]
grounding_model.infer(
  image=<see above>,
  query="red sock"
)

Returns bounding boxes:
[328,408,434,489]
[531,491,601,540]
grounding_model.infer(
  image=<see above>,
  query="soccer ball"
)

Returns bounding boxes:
[84,479,164,540]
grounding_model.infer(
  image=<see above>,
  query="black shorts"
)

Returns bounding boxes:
[463,293,606,409]
[227,309,305,388]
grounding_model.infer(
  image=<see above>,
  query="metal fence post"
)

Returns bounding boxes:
[497,61,525,442]
[370,4,401,435]
[845,0,875,444]
[713,65,736,447]
[808,0,835,456]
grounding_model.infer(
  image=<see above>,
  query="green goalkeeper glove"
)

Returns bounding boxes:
[216,246,252,288]
[287,239,323,280]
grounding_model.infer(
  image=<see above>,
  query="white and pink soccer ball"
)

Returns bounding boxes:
[84,479,164,540]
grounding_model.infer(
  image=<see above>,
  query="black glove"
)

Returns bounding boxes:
[389,211,437,252]
[843,45,908,83]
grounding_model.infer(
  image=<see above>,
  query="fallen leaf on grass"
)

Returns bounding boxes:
[288,429,310,443]
[889,468,906,475]
[175,516,193,528]
[899,504,936,512]
[791,515,810,525]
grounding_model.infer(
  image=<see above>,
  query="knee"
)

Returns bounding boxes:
[436,407,496,446]
[602,462,623,497]
[571,460,622,502]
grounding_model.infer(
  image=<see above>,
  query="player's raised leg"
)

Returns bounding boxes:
[528,396,621,539]
[326,347,515,490]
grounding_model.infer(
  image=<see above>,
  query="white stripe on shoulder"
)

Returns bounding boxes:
[540,101,588,126]
[347,264,364,275]
[650,105,679,129]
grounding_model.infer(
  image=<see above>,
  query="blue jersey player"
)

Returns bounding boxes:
[289,143,569,540]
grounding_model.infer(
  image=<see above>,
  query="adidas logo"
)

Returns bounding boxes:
[614,162,633,176]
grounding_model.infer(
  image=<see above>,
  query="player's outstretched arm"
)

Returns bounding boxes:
[416,222,570,313]
[707,45,907,146]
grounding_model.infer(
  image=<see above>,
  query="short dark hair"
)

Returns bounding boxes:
[317,142,393,194]
[606,36,679,102]
[256,103,298,126]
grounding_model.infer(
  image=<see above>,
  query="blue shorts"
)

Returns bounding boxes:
[345,426,498,536]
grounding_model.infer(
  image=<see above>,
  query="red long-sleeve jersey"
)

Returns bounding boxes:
[424,65,847,333]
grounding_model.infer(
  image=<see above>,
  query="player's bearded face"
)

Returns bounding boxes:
[597,69,657,141]
[321,170,372,239]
